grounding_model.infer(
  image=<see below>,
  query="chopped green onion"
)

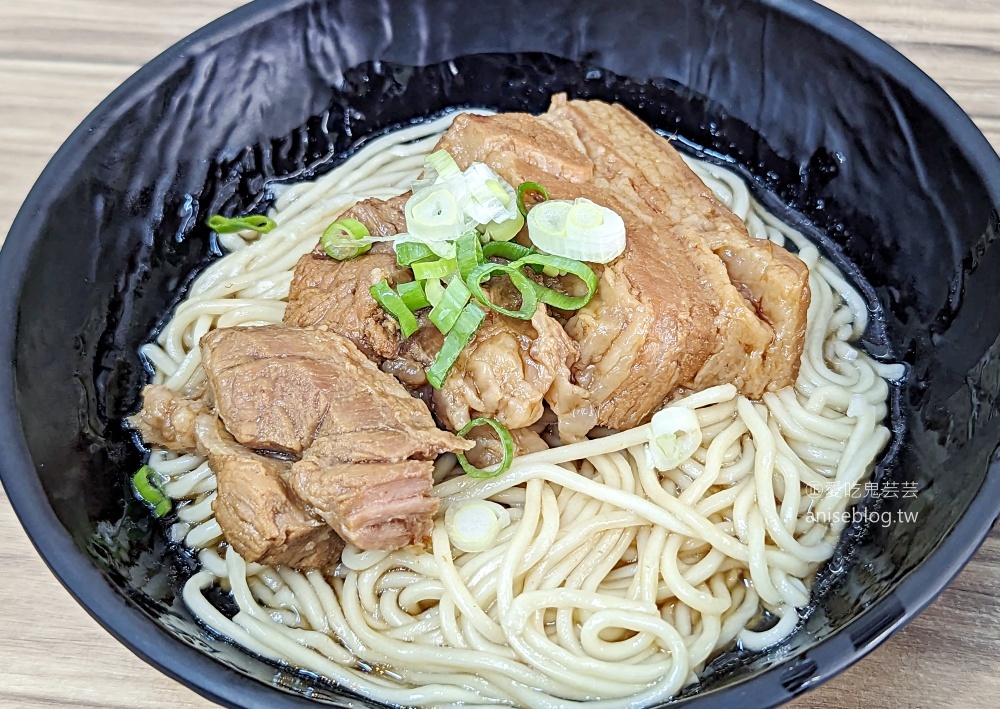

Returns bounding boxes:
[445,500,509,552]
[397,280,430,311]
[466,262,539,320]
[321,218,372,260]
[482,241,535,261]
[405,187,468,242]
[568,199,604,230]
[456,417,515,478]
[411,257,458,281]
[487,179,514,206]
[132,465,172,517]
[429,277,472,334]
[456,231,484,280]
[528,199,571,243]
[425,240,458,260]
[396,241,436,266]
[370,279,419,338]
[516,181,550,216]
[462,164,519,224]
[424,278,446,307]
[485,211,525,242]
[426,304,485,388]
[415,150,519,228]
[511,253,598,310]
[526,197,626,264]
[424,149,462,180]
[647,406,703,471]
[206,214,277,235]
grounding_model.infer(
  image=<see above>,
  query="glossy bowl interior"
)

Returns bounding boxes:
[3,0,1000,707]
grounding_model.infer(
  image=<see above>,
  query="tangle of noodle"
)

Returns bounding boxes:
[140,109,904,708]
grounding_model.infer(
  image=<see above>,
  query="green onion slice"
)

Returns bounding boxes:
[482,240,534,262]
[445,500,506,552]
[132,465,172,517]
[526,197,626,264]
[396,241,436,267]
[370,279,419,338]
[483,241,535,261]
[485,211,525,242]
[456,231,484,280]
[466,262,539,320]
[206,214,277,235]
[527,199,572,244]
[424,278,446,307]
[516,181,550,216]
[462,164,519,224]
[405,187,467,242]
[426,304,485,389]
[397,280,430,311]
[481,239,543,275]
[511,253,599,310]
[411,257,458,281]
[487,179,514,206]
[424,149,462,181]
[429,277,472,334]
[321,218,372,260]
[456,417,515,478]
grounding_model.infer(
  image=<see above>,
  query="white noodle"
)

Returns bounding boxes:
[140,110,898,707]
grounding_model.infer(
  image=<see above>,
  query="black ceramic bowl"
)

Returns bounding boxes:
[3,0,1000,707]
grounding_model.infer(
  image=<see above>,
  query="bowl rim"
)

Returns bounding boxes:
[2,0,1000,707]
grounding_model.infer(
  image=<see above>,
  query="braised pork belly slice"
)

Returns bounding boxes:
[437,114,735,429]
[436,109,595,184]
[128,384,210,453]
[544,96,810,395]
[195,415,344,569]
[432,305,592,440]
[435,98,810,430]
